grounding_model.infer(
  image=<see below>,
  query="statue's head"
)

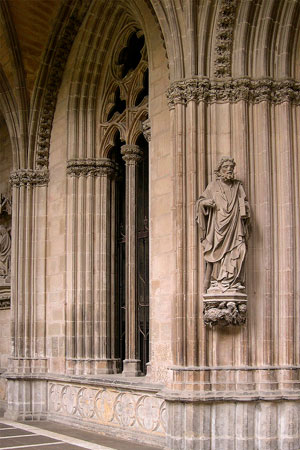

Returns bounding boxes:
[215,156,236,181]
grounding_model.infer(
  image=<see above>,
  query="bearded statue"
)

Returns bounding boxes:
[196,157,250,294]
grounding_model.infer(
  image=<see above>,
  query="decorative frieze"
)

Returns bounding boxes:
[48,383,167,437]
[67,159,117,177]
[166,78,300,108]
[214,0,237,78]
[10,169,49,187]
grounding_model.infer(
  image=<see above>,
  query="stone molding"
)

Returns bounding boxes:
[10,169,49,187]
[166,77,300,108]
[48,382,167,436]
[67,158,117,177]
[36,0,92,170]
[214,0,237,78]
[121,145,143,165]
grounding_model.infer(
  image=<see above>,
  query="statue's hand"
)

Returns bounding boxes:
[201,199,215,208]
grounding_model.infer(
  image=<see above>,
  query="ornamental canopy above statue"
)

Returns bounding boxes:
[196,157,251,326]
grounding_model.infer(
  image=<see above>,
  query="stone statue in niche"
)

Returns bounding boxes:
[0,189,12,309]
[0,225,11,283]
[196,157,250,326]
[0,191,12,216]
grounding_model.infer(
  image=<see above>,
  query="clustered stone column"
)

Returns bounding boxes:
[66,158,117,375]
[164,76,300,449]
[5,169,48,420]
[121,144,143,377]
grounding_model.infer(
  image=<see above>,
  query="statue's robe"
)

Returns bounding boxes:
[196,179,250,290]
[0,225,11,280]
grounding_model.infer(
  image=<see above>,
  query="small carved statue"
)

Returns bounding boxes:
[0,224,11,283]
[0,190,12,216]
[196,157,250,326]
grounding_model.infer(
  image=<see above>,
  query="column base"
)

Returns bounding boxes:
[66,358,119,375]
[122,359,141,377]
[8,357,48,374]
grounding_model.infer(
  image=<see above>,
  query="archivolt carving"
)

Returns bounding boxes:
[214,0,237,78]
[166,78,300,108]
[35,0,92,170]
[10,169,49,187]
[48,383,166,437]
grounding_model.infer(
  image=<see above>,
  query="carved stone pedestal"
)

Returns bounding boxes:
[203,289,247,326]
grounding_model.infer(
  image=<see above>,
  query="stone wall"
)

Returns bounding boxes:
[1,0,300,449]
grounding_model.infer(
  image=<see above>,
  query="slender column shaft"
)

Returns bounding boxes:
[121,144,142,376]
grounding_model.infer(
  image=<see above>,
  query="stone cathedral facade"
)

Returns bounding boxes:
[0,0,300,448]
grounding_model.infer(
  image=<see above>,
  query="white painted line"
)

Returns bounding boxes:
[0,428,15,430]
[0,434,35,439]
[0,419,116,450]
[0,441,65,449]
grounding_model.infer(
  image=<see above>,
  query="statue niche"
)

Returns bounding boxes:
[196,157,250,326]
[0,191,12,309]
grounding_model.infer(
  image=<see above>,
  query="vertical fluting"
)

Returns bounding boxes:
[93,174,101,362]
[9,173,49,373]
[66,159,117,374]
[197,101,208,367]
[186,99,198,366]
[250,101,274,367]
[66,175,77,368]
[85,175,93,361]
[76,175,85,363]
[275,103,295,366]
[33,185,47,363]
[174,103,186,367]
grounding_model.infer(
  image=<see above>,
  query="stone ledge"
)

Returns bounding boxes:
[159,388,300,403]
[4,372,163,393]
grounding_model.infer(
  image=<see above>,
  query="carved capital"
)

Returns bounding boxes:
[121,145,143,165]
[142,118,151,142]
[10,169,49,187]
[166,78,300,108]
[67,158,117,178]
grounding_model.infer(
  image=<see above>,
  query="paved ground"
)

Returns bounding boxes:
[0,419,162,450]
